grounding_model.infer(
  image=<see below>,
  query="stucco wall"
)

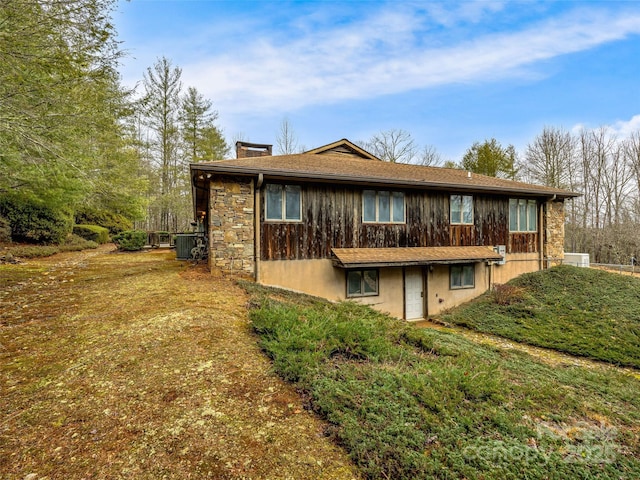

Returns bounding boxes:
[425,263,490,316]
[209,176,255,274]
[259,259,405,318]
[493,253,540,284]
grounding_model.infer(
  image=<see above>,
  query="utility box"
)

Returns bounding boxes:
[175,234,197,260]
[564,253,590,267]
[493,245,506,265]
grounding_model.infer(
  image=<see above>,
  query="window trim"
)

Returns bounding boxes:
[265,184,302,222]
[362,190,406,224]
[450,263,475,290]
[450,194,474,225]
[509,198,537,233]
[346,269,379,298]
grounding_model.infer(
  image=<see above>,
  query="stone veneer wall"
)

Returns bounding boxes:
[209,176,254,274]
[544,200,565,265]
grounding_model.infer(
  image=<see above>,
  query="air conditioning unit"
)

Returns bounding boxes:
[493,245,506,265]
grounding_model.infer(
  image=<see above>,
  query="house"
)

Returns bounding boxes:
[190,139,577,320]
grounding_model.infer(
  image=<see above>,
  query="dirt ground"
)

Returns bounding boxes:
[0,246,360,479]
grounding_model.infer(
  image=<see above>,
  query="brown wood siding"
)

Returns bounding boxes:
[260,184,538,260]
[509,233,539,254]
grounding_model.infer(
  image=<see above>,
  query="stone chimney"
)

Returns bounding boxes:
[236,141,273,159]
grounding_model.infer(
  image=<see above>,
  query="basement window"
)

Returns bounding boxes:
[265,184,301,221]
[450,264,475,289]
[509,199,537,232]
[363,190,405,223]
[346,269,379,297]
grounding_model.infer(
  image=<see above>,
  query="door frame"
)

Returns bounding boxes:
[403,266,426,320]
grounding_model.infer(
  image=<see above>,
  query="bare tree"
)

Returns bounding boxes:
[524,126,574,189]
[602,143,633,228]
[625,131,640,217]
[417,144,443,166]
[366,129,417,163]
[275,118,299,155]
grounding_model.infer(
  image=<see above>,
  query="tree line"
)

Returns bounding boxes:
[0,1,227,242]
[356,126,640,265]
[2,0,638,264]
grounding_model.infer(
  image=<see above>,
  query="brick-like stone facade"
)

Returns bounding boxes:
[544,200,565,264]
[209,176,255,275]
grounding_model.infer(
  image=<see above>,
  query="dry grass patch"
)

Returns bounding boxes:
[1,248,359,479]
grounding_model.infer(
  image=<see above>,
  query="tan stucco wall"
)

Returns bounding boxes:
[259,254,545,320]
[426,264,490,316]
[259,259,405,318]
[493,252,540,284]
[260,259,344,301]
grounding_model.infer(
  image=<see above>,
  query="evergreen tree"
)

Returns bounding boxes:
[461,138,518,179]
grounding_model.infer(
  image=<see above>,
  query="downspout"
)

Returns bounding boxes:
[254,173,264,282]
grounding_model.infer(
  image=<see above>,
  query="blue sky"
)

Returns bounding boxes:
[113,1,640,162]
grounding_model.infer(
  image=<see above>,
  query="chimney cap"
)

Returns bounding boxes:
[236,141,273,159]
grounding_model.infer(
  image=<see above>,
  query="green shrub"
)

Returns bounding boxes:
[7,245,60,258]
[112,230,147,251]
[75,207,132,235]
[0,215,11,243]
[59,234,99,252]
[73,224,110,244]
[0,194,72,244]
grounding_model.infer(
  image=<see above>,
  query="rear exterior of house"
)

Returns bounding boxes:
[191,140,575,320]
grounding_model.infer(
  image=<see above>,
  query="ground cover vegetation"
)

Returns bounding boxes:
[440,265,640,369]
[245,281,640,480]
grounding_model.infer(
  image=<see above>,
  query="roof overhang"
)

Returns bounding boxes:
[190,163,579,199]
[331,246,504,269]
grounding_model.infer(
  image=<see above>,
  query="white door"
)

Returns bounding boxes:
[405,267,424,320]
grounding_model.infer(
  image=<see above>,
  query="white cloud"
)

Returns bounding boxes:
[177,5,640,116]
[609,115,640,138]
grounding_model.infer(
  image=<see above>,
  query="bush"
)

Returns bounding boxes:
[73,224,110,244]
[112,230,147,251]
[7,245,60,258]
[0,215,11,243]
[0,195,72,244]
[59,234,99,252]
[75,207,132,235]
[491,283,526,306]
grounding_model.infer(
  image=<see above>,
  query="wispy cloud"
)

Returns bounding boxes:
[178,4,640,116]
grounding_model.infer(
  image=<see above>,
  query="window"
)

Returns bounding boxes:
[265,184,301,221]
[450,264,475,289]
[363,190,405,223]
[346,269,379,297]
[509,199,537,232]
[450,195,473,224]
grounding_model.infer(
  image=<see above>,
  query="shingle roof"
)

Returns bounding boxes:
[191,140,578,198]
[331,246,504,268]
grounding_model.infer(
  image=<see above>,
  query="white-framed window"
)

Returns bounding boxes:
[363,190,405,223]
[265,184,302,221]
[509,199,537,232]
[346,269,379,297]
[450,195,473,225]
[450,264,475,289]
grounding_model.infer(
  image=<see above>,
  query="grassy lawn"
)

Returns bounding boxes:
[440,265,640,368]
[245,281,640,480]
